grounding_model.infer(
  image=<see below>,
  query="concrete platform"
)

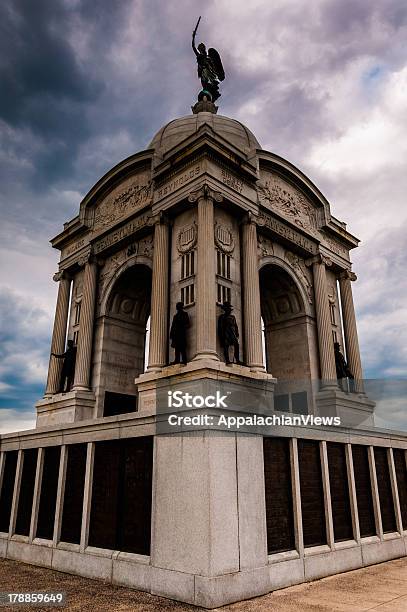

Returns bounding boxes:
[1,556,407,610]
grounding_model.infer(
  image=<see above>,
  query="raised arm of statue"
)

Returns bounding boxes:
[192,16,201,56]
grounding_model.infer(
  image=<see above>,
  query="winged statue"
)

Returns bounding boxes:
[192,17,225,103]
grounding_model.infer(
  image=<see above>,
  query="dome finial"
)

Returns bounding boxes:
[191,92,218,114]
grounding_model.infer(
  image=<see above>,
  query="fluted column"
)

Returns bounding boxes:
[339,270,364,392]
[45,271,71,396]
[189,185,219,361]
[73,256,97,390]
[242,216,264,371]
[310,254,337,387]
[148,216,170,371]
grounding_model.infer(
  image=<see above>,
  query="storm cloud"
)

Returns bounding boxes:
[1,0,407,432]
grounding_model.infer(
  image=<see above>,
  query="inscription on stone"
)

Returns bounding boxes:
[257,212,318,255]
[322,234,348,258]
[64,239,85,258]
[221,169,243,193]
[157,165,201,199]
[93,213,152,254]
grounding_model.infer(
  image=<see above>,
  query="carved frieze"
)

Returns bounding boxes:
[93,176,152,232]
[214,224,235,254]
[257,174,318,235]
[126,235,154,259]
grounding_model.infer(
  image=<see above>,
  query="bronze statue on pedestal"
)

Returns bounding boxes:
[170,302,190,365]
[51,339,77,393]
[334,342,354,392]
[192,16,225,103]
[218,302,241,365]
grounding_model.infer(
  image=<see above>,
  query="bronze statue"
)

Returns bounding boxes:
[192,16,225,102]
[218,302,241,365]
[334,342,354,391]
[52,339,77,393]
[170,302,190,365]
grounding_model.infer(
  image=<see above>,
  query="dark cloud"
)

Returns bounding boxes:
[0,1,96,125]
[0,288,51,414]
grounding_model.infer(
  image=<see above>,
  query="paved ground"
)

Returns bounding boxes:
[0,557,406,611]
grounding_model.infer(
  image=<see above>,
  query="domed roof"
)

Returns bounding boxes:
[149,112,260,157]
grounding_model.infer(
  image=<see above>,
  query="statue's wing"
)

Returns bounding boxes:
[208,48,225,81]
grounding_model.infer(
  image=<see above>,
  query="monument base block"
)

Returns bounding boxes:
[35,390,96,427]
[316,387,376,428]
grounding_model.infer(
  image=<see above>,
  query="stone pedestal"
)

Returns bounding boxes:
[315,388,375,429]
[35,390,96,427]
[151,431,270,608]
[135,361,276,415]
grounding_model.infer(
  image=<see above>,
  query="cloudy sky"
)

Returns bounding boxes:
[1,0,406,433]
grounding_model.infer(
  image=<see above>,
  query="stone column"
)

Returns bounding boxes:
[242,216,264,371]
[309,254,337,387]
[189,185,220,361]
[73,256,97,390]
[148,215,169,371]
[45,271,71,396]
[339,270,364,392]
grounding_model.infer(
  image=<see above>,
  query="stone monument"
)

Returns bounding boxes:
[0,29,407,609]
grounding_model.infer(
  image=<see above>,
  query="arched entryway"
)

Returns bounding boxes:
[260,263,316,414]
[96,263,152,417]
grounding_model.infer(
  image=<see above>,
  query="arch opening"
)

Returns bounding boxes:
[260,264,315,414]
[97,264,152,417]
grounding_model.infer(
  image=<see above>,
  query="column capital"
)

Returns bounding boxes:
[77,247,94,268]
[240,211,257,226]
[188,183,223,203]
[305,253,333,268]
[152,211,171,227]
[53,270,68,282]
[339,269,357,282]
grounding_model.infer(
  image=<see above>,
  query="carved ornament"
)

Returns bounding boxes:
[188,184,223,203]
[284,250,313,304]
[339,270,357,282]
[93,179,152,231]
[177,223,197,254]
[257,176,317,235]
[214,224,235,254]
[257,234,274,258]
